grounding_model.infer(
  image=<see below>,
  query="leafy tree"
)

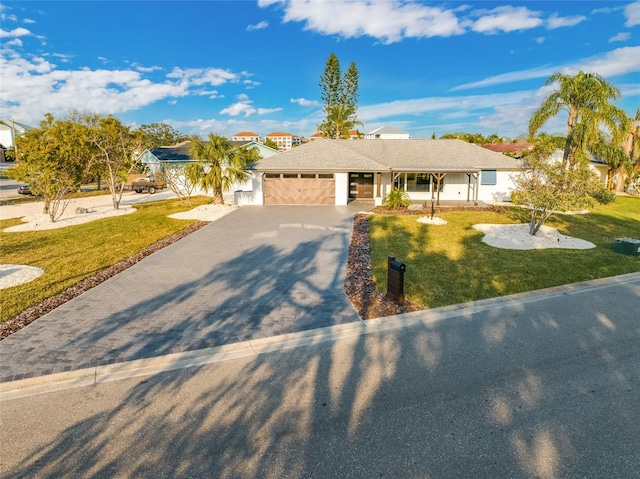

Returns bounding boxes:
[439,132,488,144]
[9,113,91,220]
[132,123,189,151]
[318,53,360,139]
[161,164,197,206]
[263,138,278,150]
[511,134,614,235]
[319,104,364,139]
[529,71,628,172]
[187,133,260,205]
[84,114,137,209]
[618,108,640,191]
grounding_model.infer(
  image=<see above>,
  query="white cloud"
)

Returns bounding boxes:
[470,6,543,34]
[0,27,31,38]
[535,37,545,44]
[357,90,532,122]
[546,13,586,29]
[263,0,464,43]
[0,49,257,124]
[247,20,268,31]
[609,32,631,42]
[196,89,223,99]
[219,97,282,117]
[290,97,320,107]
[452,46,640,91]
[261,1,587,42]
[167,67,240,86]
[625,0,640,27]
[23,18,36,24]
[4,38,22,47]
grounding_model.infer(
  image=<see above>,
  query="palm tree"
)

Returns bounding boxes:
[529,71,628,172]
[187,133,260,204]
[620,108,640,191]
[318,104,363,139]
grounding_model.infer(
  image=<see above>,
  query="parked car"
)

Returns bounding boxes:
[17,185,32,195]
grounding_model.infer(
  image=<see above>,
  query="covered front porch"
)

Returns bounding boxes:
[380,169,482,206]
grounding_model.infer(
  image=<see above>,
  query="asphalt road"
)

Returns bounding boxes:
[1,274,638,478]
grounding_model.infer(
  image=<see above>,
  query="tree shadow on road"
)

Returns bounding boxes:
[3,275,639,478]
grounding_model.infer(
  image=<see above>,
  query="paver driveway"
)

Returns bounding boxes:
[0,205,367,382]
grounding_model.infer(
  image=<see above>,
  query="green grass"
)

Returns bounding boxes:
[0,196,211,322]
[369,196,640,309]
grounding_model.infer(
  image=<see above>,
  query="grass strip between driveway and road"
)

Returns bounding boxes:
[0,196,211,324]
[368,196,640,309]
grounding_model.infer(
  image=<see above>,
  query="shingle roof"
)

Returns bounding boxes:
[150,144,192,161]
[366,125,409,135]
[482,142,533,153]
[249,139,520,172]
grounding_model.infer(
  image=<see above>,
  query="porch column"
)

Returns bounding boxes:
[474,171,479,205]
[433,173,446,205]
[376,172,381,197]
[467,172,478,203]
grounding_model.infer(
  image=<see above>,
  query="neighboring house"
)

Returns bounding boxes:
[365,125,411,140]
[236,139,520,206]
[139,140,279,196]
[547,149,610,187]
[482,142,533,157]
[232,131,261,142]
[0,119,34,161]
[264,132,301,151]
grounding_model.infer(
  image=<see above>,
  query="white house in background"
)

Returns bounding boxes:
[235,139,521,206]
[0,120,34,161]
[264,132,301,151]
[547,149,611,187]
[232,131,261,142]
[365,125,411,140]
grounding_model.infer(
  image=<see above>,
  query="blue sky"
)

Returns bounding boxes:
[1,1,639,140]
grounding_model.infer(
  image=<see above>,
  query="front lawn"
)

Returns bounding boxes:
[0,196,211,323]
[369,196,640,309]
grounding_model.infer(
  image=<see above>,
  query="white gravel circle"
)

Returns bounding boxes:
[0,264,44,290]
[473,223,596,250]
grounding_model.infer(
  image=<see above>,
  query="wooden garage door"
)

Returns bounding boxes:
[264,173,335,205]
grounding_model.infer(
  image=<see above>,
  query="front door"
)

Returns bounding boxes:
[349,173,374,199]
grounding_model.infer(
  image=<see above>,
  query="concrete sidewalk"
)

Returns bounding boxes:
[0,205,365,383]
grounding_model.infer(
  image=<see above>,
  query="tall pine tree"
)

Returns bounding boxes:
[318,53,360,139]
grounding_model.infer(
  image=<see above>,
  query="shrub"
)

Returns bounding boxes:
[383,189,411,209]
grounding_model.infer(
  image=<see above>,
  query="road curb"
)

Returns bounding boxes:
[2,272,638,400]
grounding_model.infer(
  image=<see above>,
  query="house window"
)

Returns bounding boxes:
[283,173,298,179]
[265,173,281,179]
[301,173,316,179]
[406,173,430,192]
[318,174,334,179]
[481,170,497,185]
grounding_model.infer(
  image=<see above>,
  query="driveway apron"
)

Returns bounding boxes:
[0,205,365,382]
